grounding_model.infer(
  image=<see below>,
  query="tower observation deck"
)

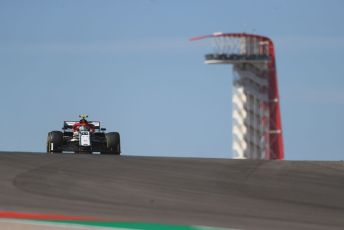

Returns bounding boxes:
[191,33,284,160]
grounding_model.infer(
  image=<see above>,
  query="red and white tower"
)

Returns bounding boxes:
[191,33,284,160]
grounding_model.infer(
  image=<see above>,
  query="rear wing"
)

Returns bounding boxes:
[63,121,101,130]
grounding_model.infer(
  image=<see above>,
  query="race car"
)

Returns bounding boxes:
[47,114,121,154]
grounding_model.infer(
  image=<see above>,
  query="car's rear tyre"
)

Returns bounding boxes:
[105,132,121,155]
[47,131,63,153]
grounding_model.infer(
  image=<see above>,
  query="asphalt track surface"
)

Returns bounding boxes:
[0,152,343,230]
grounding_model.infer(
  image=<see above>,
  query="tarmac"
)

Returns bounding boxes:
[0,152,343,230]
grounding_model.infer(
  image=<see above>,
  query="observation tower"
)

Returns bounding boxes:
[191,33,284,160]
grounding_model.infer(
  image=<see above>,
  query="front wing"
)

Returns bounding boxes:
[60,134,107,152]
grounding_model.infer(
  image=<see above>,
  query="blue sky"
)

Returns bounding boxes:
[0,0,343,160]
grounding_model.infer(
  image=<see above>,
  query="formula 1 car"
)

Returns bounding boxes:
[47,115,121,154]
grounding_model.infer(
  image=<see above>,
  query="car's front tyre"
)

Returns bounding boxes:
[105,132,121,155]
[47,131,63,153]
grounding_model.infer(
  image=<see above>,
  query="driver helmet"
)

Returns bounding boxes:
[79,114,89,124]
